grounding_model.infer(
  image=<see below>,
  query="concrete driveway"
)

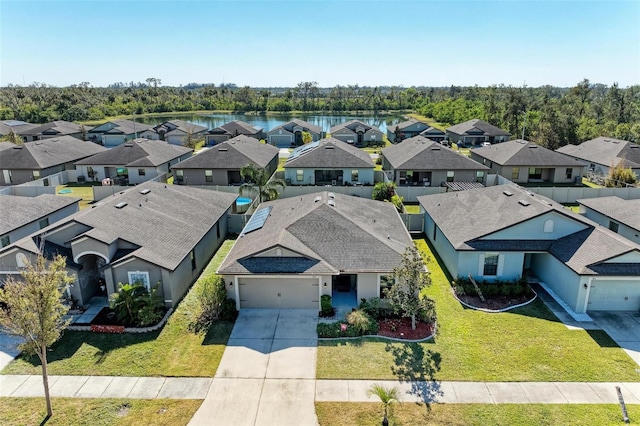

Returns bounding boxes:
[189,309,318,426]
[590,311,640,367]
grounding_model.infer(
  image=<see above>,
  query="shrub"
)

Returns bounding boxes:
[189,275,236,333]
[320,295,334,317]
[375,156,382,165]
[109,282,164,327]
[220,298,238,321]
[359,297,393,319]
[418,297,437,324]
[347,309,379,335]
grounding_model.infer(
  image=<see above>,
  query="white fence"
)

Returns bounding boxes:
[526,186,640,204]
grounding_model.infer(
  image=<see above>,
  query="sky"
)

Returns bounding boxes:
[1,0,639,88]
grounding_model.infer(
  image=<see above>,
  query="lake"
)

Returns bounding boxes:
[137,112,407,134]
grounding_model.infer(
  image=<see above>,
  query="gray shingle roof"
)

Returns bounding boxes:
[209,120,263,136]
[89,119,155,135]
[0,136,107,170]
[330,120,382,134]
[556,137,640,169]
[7,182,237,271]
[446,119,510,137]
[0,194,80,235]
[0,120,38,136]
[382,136,489,171]
[472,139,586,167]
[577,196,640,232]
[75,138,192,167]
[284,137,374,168]
[153,120,208,135]
[269,119,322,135]
[387,119,421,133]
[18,120,91,137]
[174,135,278,169]
[218,192,414,275]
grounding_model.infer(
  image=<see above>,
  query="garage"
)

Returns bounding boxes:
[587,279,640,311]
[238,277,319,309]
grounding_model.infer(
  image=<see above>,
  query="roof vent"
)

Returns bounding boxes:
[327,199,335,207]
[124,143,133,147]
[328,192,335,199]
[613,140,620,144]
[630,145,639,149]
[13,145,23,149]
[528,145,538,149]
[324,145,334,149]
[431,146,441,151]
[518,200,530,206]
[51,138,59,142]
[219,147,228,152]
[139,189,151,195]
[115,202,128,209]
[503,190,513,197]
[314,196,322,203]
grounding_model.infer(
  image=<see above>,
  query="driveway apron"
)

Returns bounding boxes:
[189,309,318,426]
[590,311,640,367]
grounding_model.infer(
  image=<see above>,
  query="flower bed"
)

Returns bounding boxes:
[451,278,537,312]
[318,317,434,341]
[90,324,125,333]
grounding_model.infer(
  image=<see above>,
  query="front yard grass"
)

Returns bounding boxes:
[1,239,237,377]
[316,402,640,426]
[0,398,201,426]
[316,237,639,382]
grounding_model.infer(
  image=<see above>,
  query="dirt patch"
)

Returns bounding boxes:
[377,317,433,340]
[455,292,535,311]
[116,403,131,417]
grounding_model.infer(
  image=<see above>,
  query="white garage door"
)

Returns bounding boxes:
[238,278,319,309]
[587,280,640,311]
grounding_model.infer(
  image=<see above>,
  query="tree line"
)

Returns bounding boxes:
[0,79,637,148]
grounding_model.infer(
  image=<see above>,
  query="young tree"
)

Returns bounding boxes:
[240,163,286,203]
[368,383,399,426]
[0,254,73,419]
[301,131,313,144]
[386,246,432,330]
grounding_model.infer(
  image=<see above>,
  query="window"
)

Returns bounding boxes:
[476,171,485,183]
[483,253,499,276]
[3,170,12,184]
[543,219,554,233]
[351,170,359,182]
[296,169,304,182]
[190,250,196,271]
[175,169,184,182]
[511,167,519,180]
[216,224,220,239]
[433,224,437,241]
[565,168,572,179]
[32,170,41,180]
[205,170,213,183]
[0,235,9,248]
[446,171,454,182]
[528,168,542,180]
[116,168,128,177]
[379,275,393,299]
[138,168,146,176]
[39,218,49,229]
[609,221,619,233]
[128,271,150,290]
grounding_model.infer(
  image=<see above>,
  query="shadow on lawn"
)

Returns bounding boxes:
[385,341,442,407]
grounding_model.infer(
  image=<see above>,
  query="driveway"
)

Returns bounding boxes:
[0,332,22,371]
[189,309,318,426]
[590,311,640,367]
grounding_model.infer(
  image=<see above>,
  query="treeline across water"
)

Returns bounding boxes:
[0,79,638,148]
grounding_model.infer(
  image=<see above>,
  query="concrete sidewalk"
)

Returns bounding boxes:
[3,375,640,406]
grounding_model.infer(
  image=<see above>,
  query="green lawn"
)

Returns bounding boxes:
[403,204,421,214]
[582,177,603,188]
[56,182,100,209]
[0,398,201,426]
[1,240,237,377]
[406,113,448,131]
[563,203,580,213]
[316,403,640,426]
[316,237,639,382]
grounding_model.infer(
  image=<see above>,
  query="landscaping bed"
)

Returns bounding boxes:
[452,277,536,312]
[377,317,433,340]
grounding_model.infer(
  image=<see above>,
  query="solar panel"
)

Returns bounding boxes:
[289,141,319,159]
[4,120,27,126]
[241,206,273,235]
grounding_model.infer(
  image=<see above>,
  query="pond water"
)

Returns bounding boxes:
[137,112,407,134]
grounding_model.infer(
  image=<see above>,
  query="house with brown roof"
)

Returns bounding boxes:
[330,120,383,147]
[75,138,192,185]
[470,139,586,184]
[557,137,640,178]
[206,120,264,145]
[283,138,374,186]
[266,119,323,148]
[0,136,107,185]
[152,120,208,146]
[446,119,511,147]
[381,136,489,187]
[171,135,279,185]
[88,119,158,147]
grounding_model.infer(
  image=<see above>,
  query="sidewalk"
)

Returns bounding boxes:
[2,375,640,405]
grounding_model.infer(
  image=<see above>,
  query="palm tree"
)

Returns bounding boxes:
[368,383,399,426]
[239,163,285,203]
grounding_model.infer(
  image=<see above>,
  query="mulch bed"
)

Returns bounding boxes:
[377,317,433,340]
[455,292,535,311]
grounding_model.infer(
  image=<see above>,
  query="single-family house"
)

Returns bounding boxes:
[217,192,414,310]
[0,120,38,141]
[578,197,640,246]
[330,120,383,147]
[88,119,157,147]
[556,137,640,178]
[283,137,374,186]
[419,185,640,313]
[17,120,92,141]
[206,120,264,145]
[266,119,323,148]
[152,120,208,146]
[171,135,279,185]
[0,136,107,186]
[446,119,511,147]
[0,182,238,308]
[381,136,489,187]
[470,139,586,184]
[0,194,80,248]
[75,138,193,185]
[387,119,446,143]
